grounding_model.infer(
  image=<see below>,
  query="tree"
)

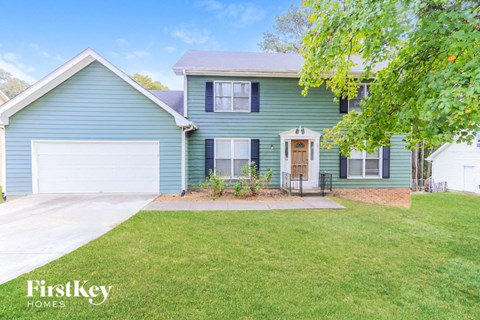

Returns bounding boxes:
[0,69,30,98]
[131,73,169,90]
[258,4,310,53]
[300,0,480,155]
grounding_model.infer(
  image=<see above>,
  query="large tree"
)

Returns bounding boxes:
[131,73,169,90]
[258,4,310,53]
[0,69,30,98]
[300,0,480,155]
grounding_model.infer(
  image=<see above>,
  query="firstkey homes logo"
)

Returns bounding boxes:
[27,280,113,308]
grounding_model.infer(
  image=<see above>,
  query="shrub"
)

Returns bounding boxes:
[233,180,246,197]
[235,163,273,197]
[199,169,227,199]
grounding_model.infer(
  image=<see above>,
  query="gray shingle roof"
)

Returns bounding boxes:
[173,50,303,75]
[173,50,383,76]
[150,90,184,115]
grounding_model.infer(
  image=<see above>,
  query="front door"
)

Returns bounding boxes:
[291,140,308,180]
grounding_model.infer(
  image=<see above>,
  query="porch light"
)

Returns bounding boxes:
[295,125,305,135]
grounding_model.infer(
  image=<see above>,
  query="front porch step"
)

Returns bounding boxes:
[289,187,330,197]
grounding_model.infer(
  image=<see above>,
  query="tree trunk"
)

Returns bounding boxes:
[419,141,425,190]
[412,146,418,191]
[426,148,433,179]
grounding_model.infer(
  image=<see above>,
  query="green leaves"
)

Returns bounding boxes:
[301,0,480,153]
[258,4,310,53]
[131,73,169,91]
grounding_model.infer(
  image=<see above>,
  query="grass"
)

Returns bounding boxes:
[0,193,479,319]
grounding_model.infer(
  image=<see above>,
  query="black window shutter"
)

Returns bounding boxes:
[205,139,214,177]
[339,97,348,113]
[251,139,260,171]
[205,82,214,112]
[251,82,260,112]
[382,145,391,178]
[339,154,348,178]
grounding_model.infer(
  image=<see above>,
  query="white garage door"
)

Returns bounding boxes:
[32,141,160,194]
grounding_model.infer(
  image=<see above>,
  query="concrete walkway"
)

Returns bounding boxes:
[0,193,156,285]
[143,196,345,211]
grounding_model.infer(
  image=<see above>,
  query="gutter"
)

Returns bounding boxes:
[180,123,196,194]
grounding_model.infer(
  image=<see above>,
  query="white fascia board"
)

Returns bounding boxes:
[426,143,450,161]
[0,48,194,128]
[91,50,193,127]
[0,90,9,102]
[173,68,365,79]
[0,53,96,125]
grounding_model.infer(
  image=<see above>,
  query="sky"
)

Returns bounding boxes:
[0,0,297,90]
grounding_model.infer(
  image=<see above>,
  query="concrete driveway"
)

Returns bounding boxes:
[0,193,156,284]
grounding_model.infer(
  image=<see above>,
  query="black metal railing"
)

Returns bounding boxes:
[282,171,304,197]
[283,171,332,197]
[319,172,332,197]
[299,174,303,197]
[282,172,292,193]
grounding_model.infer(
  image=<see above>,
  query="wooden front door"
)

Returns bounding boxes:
[291,140,308,180]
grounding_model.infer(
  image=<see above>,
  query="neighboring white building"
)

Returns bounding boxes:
[426,134,480,194]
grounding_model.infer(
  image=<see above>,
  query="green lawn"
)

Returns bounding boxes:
[0,193,479,319]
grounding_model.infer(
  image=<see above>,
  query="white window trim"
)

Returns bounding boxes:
[348,83,370,114]
[347,148,383,179]
[476,132,480,148]
[213,81,251,113]
[214,138,251,179]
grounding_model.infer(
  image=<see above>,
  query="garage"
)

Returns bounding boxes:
[32,141,160,194]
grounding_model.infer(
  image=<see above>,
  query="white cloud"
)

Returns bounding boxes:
[197,1,266,27]
[28,43,64,63]
[0,52,37,84]
[197,0,223,11]
[171,28,212,45]
[124,51,151,59]
[116,38,129,47]
[164,46,177,53]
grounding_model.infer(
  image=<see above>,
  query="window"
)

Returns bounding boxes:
[214,81,251,112]
[348,84,370,113]
[215,139,250,178]
[348,148,382,178]
[477,132,480,148]
[284,141,289,159]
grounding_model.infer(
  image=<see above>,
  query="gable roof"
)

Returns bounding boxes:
[0,48,194,128]
[0,90,9,103]
[150,90,184,116]
[173,50,386,77]
[426,143,451,161]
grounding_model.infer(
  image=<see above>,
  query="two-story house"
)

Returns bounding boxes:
[174,51,411,207]
[0,49,411,207]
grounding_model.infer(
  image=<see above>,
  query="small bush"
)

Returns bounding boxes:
[233,180,246,197]
[199,169,227,199]
[235,163,273,197]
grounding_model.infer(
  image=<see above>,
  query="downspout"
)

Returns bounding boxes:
[183,69,188,118]
[181,124,196,195]
[1,125,5,201]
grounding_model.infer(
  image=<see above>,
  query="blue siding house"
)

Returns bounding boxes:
[0,49,411,206]
[173,51,411,207]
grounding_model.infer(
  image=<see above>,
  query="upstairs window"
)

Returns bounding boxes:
[348,148,382,178]
[214,81,251,112]
[348,84,370,113]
